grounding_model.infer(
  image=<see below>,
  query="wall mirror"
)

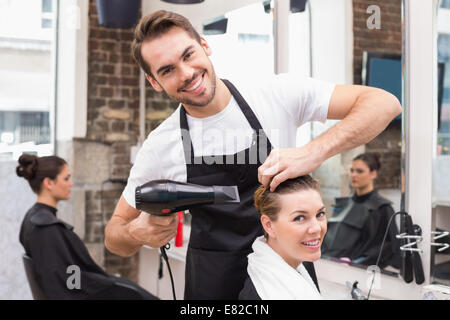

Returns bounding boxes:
[198,0,404,276]
[308,0,403,277]
[142,0,405,277]
[431,0,450,287]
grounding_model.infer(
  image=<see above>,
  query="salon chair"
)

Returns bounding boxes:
[91,277,159,300]
[22,254,47,300]
[22,254,158,300]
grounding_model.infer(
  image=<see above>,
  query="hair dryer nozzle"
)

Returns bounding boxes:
[213,185,240,204]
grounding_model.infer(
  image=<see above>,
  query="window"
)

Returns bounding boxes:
[41,0,53,29]
[42,0,52,13]
[0,0,56,160]
[437,35,450,155]
[441,0,450,9]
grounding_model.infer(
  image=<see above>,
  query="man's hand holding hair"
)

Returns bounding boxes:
[258,143,325,192]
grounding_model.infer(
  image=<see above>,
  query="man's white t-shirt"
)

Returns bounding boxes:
[122,73,335,208]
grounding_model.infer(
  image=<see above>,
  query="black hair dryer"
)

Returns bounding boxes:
[135,179,240,301]
[135,179,240,216]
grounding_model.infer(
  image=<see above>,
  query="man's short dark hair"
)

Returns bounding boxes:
[132,10,202,78]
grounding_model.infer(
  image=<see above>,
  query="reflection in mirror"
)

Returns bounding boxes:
[201,2,274,79]
[431,0,450,286]
[309,0,403,275]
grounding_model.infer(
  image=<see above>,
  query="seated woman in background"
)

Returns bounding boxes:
[321,152,400,269]
[17,154,156,300]
[239,175,327,300]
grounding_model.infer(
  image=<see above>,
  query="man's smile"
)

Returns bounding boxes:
[180,71,205,94]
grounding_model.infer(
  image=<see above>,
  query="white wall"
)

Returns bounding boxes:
[56,0,88,142]
[310,0,352,84]
[0,161,35,300]
[297,0,352,199]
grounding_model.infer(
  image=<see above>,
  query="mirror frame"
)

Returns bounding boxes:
[401,0,440,285]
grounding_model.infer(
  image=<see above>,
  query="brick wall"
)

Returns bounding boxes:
[353,0,402,189]
[145,83,179,133]
[83,0,177,282]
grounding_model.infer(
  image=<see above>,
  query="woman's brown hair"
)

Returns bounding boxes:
[353,152,381,172]
[254,175,320,238]
[132,10,202,78]
[16,154,67,194]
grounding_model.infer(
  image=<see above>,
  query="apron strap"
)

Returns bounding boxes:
[179,106,194,166]
[179,79,273,165]
[222,79,264,131]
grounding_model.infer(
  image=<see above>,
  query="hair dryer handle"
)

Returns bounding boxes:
[412,224,425,285]
[400,214,414,283]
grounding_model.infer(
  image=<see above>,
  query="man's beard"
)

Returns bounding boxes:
[167,67,217,107]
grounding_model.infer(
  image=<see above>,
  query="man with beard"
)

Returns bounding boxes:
[105,10,401,300]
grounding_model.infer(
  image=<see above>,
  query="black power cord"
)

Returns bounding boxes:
[367,211,405,299]
[160,243,177,300]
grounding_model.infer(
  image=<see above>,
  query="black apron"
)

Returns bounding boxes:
[180,79,318,299]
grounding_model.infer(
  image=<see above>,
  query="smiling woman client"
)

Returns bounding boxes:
[239,175,327,300]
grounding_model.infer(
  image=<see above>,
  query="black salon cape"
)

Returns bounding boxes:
[238,277,261,300]
[322,191,401,269]
[19,202,155,300]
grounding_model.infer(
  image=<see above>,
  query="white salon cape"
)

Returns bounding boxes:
[247,236,322,300]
